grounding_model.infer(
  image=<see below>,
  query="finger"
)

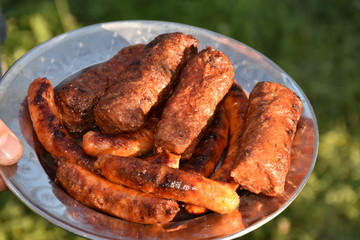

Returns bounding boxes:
[0,119,24,166]
[0,178,7,191]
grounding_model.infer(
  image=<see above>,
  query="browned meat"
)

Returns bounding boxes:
[94,33,199,134]
[145,109,229,214]
[55,44,145,132]
[95,155,240,214]
[211,82,248,188]
[28,77,96,171]
[82,115,158,157]
[142,152,181,169]
[230,81,303,196]
[155,46,234,155]
[28,77,179,224]
[57,161,179,224]
[183,82,248,215]
[181,105,229,177]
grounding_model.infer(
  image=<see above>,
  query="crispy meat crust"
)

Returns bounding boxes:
[82,115,158,157]
[28,77,179,224]
[183,82,248,215]
[231,81,303,196]
[96,154,240,214]
[155,46,234,155]
[57,161,179,224]
[55,44,145,132]
[181,105,229,177]
[142,152,181,169]
[212,82,248,186]
[28,77,96,171]
[94,33,199,133]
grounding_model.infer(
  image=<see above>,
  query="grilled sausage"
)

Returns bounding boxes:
[181,105,229,177]
[28,77,96,171]
[57,161,179,224]
[95,155,240,214]
[183,82,248,215]
[230,81,303,196]
[94,33,199,134]
[28,77,179,224]
[55,44,145,132]
[155,46,234,155]
[82,115,158,157]
[142,152,181,169]
[211,82,248,187]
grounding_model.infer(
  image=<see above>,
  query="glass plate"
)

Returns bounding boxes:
[0,20,318,240]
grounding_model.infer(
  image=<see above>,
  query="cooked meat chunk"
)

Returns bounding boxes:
[82,115,158,157]
[155,46,234,155]
[230,81,303,196]
[211,82,248,188]
[28,77,179,224]
[180,105,229,177]
[57,161,179,224]
[55,44,145,132]
[142,152,181,169]
[96,155,240,214]
[182,83,248,215]
[28,77,96,171]
[94,32,199,134]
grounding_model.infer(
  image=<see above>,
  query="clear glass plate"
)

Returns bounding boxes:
[0,20,318,239]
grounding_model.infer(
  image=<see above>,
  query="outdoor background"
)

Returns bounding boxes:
[0,0,359,239]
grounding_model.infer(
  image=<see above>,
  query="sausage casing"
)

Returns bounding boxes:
[82,115,158,157]
[96,155,240,214]
[28,77,96,171]
[212,82,248,187]
[183,83,248,215]
[142,152,181,169]
[57,161,179,224]
[231,81,303,196]
[181,105,229,177]
[28,77,179,224]
[155,46,234,155]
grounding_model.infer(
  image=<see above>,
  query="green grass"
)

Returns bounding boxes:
[1,0,359,239]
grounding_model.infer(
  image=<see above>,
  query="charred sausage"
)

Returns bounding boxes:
[183,82,248,215]
[94,33,199,133]
[155,46,234,155]
[95,154,240,214]
[55,44,145,132]
[28,77,96,171]
[211,82,248,187]
[82,115,158,157]
[180,105,229,177]
[28,77,179,224]
[142,152,181,169]
[57,160,179,224]
[230,81,303,196]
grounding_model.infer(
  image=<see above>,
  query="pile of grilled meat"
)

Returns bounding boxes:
[27,32,303,224]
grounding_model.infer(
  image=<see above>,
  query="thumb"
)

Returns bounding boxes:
[0,119,24,166]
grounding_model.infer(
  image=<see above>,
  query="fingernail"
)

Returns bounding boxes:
[0,121,24,165]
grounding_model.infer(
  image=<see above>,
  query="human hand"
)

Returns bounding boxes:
[0,119,24,191]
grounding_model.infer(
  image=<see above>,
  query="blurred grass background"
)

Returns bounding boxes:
[0,0,359,239]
